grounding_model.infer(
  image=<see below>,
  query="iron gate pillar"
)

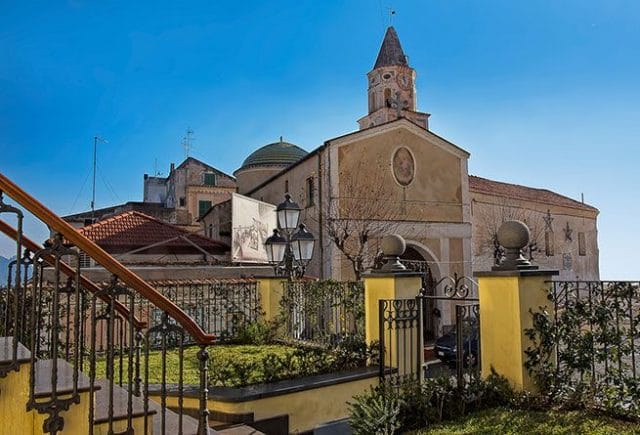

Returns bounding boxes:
[474,269,558,391]
[363,271,423,377]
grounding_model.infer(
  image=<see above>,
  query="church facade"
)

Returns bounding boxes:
[225,26,599,284]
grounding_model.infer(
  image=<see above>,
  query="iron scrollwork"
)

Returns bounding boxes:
[418,273,477,300]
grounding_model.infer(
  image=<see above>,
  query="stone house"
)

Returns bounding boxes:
[143,157,237,230]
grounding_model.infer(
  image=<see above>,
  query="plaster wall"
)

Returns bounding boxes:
[471,191,599,281]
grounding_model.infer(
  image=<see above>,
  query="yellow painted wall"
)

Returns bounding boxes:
[32,391,91,435]
[160,375,379,433]
[0,365,35,435]
[337,127,463,223]
[0,365,93,435]
[256,277,287,322]
[478,274,552,391]
[364,274,422,345]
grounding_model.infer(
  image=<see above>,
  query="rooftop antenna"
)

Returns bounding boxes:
[91,136,109,222]
[182,128,195,158]
[153,158,163,176]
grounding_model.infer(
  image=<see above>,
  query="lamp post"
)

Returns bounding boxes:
[264,194,316,279]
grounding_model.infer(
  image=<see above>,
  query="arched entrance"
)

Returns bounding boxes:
[401,242,441,343]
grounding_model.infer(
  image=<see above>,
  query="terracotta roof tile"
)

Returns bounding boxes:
[469,175,598,212]
[76,211,229,255]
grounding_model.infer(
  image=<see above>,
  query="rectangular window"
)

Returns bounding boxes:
[79,252,92,268]
[578,232,586,256]
[545,231,555,257]
[179,197,186,207]
[203,173,216,186]
[285,180,289,193]
[306,177,315,207]
[198,200,212,219]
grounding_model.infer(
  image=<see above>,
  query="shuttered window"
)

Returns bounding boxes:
[198,200,212,219]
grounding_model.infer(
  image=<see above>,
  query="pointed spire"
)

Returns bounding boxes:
[374,26,409,69]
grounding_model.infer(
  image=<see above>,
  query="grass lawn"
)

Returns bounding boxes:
[416,407,640,435]
[95,344,297,387]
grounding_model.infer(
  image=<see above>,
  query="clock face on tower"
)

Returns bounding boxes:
[392,147,415,186]
[397,72,411,90]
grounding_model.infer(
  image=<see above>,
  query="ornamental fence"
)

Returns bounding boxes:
[525,280,640,385]
[280,280,365,346]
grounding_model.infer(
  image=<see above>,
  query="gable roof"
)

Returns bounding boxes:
[469,175,598,212]
[374,26,409,69]
[245,118,470,195]
[175,157,236,181]
[75,211,229,255]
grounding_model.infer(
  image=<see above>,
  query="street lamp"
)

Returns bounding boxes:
[264,194,316,279]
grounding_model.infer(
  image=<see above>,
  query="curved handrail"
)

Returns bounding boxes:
[0,219,147,329]
[0,173,216,345]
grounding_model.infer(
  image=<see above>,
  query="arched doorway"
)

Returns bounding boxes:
[401,243,440,343]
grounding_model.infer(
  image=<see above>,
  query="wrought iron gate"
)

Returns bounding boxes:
[378,274,480,388]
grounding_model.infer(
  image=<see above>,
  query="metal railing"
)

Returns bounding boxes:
[0,172,214,434]
[280,280,364,346]
[548,280,639,382]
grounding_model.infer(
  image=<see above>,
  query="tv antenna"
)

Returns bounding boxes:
[153,158,163,176]
[182,128,195,158]
[91,136,109,222]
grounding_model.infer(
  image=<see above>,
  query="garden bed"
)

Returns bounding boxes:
[415,407,640,435]
[96,341,370,388]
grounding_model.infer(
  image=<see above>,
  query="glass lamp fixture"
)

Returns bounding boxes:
[276,194,301,233]
[264,229,287,264]
[265,195,316,279]
[291,224,315,262]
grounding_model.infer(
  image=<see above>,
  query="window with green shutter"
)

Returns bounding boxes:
[204,173,216,186]
[198,200,212,218]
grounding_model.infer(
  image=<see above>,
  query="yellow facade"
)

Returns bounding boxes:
[0,364,91,435]
[477,272,555,391]
[256,277,287,322]
[159,374,379,434]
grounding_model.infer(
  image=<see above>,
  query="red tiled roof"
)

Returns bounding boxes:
[76,211,229,255]
[469,175,598,212]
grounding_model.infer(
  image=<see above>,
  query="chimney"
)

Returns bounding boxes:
[170,163,175,173]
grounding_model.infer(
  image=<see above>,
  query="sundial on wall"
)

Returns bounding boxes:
[392,147,415,186]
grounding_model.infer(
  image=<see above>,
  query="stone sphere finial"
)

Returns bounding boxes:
[381,234,406,257]
[493,220,538,271]
[377,234,407,272]
[497,220,530,250]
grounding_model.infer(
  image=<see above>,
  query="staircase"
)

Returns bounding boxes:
[0,173,263,434]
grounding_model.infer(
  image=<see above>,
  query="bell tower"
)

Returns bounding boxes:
[358,27,429,130]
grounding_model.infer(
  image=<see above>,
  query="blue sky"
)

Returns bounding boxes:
[1,0,638,279]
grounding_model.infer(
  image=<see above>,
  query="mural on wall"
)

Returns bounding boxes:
[231,193,277,263]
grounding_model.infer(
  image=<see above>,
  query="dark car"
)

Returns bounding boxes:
[434,327,479,368]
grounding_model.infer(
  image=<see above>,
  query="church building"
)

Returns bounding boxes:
[215,26,599,284]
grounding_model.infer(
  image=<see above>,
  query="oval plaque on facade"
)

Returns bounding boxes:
[392,147,415,186]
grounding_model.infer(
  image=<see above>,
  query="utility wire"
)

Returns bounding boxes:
[68,169,92,215]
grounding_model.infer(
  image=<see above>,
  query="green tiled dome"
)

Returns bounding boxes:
[239,139,308,170]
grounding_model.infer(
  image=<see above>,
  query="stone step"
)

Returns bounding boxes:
[0,336,30,367]
[33,358,94,398]
[93,379,155,425]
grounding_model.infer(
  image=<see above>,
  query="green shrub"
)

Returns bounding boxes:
[349,383,402,435]
[348,372,516,434]
[233,320,277,345]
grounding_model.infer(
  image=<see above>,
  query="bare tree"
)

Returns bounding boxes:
[311,161,402,280]
[476,198,545,265]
